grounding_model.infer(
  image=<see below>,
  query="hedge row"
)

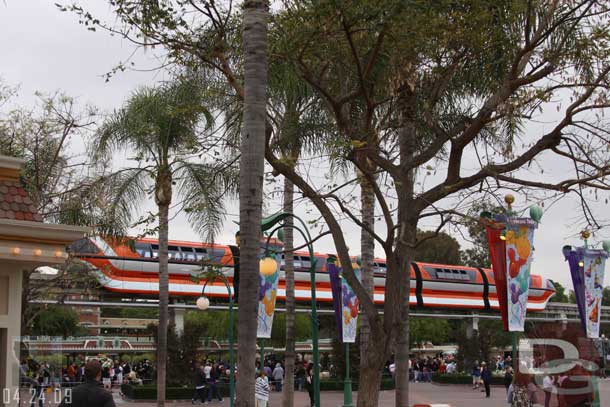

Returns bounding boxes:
[121,378,396,400]
[432,374,505,386]
[121,384,231,400]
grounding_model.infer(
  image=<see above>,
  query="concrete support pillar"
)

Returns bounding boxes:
[174,305,185,335]
[0,263,23,405]
[466,315,479,338]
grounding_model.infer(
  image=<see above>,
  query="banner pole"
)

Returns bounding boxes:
[343,342,354,407]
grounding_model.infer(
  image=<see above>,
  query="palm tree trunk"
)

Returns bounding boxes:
[357,176,377,407]
[157,202,170,407]
[238,2,268,406]
[282,176,295,407]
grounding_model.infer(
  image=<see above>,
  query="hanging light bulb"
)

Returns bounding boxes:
[196,296,210,310]
[500,231,507,241]
[578,259,585,268]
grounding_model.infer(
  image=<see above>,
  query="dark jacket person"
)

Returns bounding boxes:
[59,360,115,407]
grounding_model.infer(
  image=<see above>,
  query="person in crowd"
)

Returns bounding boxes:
[295,362,306,391]
[191,362,207,405]
[472,360,481,389]
[207,362,223,402]
[272,362,284,392]
[203,360,212,382]
[28,366,44,407]
[102,362,112,390]
[305,363,314,407]
[480,362,492,398]
[263,362,272,379]
[59,360,115,407]
[67,362,77,385]
[542,374,555,407]
[504,366,513,393]
[254,370,270,407]
[114,362,123,386]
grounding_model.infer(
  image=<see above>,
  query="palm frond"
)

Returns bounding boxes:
[175,160,238,242]
[101,167,151,235]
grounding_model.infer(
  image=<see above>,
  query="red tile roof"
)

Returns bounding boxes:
[0,180,43,222]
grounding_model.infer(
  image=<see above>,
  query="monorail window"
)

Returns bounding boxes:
[151,244,159,258]
[433,267,470,281]
[373,262,387,273]
[168,245,181,260]
[181,247,197,261]
[194,247,207,261]
[209,248,226,262]
[135,242,152,258]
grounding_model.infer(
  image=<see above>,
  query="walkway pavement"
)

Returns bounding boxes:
[112,380,610,407]
[25,380,609,407]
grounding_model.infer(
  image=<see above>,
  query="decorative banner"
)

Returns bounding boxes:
[483,215,538,331]
[564,247,608,338]
[484,224,509,331]
[257,254,280,338]
[565,247,587,335]
[341,265,361,343]
[327,262,344,341]
[504,218,537,332]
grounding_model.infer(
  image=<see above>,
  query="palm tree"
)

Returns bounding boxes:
[91,79,236,407]
[238,2,270,406]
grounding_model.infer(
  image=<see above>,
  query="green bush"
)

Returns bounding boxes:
[432,374,504,386]
[121,383,230,400]
[121,377,395,400]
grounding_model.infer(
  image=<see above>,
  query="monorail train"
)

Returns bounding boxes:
[70,237,556,311]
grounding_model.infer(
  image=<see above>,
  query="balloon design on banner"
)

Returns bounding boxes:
[257,254,280,338]
[481,196,540,332]
[328,261,361,343]
[341,264,361,343]
[504,220,537,331]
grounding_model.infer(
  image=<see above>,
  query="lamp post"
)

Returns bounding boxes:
[192,270,235,407]
[257,212,321,407]
[602,334,608,378]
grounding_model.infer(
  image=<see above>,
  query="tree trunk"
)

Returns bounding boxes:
[282,176,295,407]
[157,202,170,406]
[238,2,268,407]
[357,175,378,407]
[394,91,418,407]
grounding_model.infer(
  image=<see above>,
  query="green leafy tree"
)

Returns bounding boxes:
[62,2,610,407]
[409,318,450,347]
[568,290,578,304]
[459,202,505,268]
[27,306,83,338]
[603,287,610,306]
[91,79,236,406]
[549,280,569,303]
[414,230,462,265]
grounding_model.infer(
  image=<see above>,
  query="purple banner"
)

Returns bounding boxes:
[327,262,343,342]
[565,247,587,334]
[564,247,609,338]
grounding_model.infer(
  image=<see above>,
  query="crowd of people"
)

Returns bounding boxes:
[19,357,154,390]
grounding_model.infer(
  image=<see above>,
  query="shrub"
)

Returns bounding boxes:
[432,374,504,386]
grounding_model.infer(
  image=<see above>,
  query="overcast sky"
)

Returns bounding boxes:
[1,0,608,289]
